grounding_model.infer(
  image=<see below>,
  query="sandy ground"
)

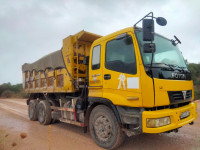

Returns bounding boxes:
[0,98,199,150]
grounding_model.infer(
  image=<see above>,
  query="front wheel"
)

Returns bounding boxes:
[89,105,125,149]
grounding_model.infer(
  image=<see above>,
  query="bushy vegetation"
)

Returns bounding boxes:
[188,63,200,99]
[0,83,28,98]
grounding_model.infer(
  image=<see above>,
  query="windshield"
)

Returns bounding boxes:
[135,30,187,69]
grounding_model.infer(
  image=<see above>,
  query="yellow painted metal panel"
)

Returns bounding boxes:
[23,30,101,94]
[89,28,144,106]
[154,79,194,106]
[142,102,197,133]
[132,30,155,107]
[88,42,103,97]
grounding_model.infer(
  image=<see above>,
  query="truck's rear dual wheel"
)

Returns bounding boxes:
[38,100,52,125]
[48,100,57,124]
[28,100,38,121]
[89,105,125,149]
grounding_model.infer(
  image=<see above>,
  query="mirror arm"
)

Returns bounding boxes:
[134,12,154,27]
[149,39,155,77]
[150,47,154,77]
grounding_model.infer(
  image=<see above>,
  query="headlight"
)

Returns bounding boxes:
[146,116,171,128]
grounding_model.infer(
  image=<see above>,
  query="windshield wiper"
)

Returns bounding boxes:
[145,63,175,71]
[145,63,189,73]
[167,64,189,72]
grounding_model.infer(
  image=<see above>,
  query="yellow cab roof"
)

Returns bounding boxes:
[93,27,134,45]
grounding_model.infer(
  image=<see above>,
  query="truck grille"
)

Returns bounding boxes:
[168,90,192,104]
[146,101,190,111]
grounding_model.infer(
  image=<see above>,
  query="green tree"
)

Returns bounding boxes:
[0,82,12,95]
[0,83,24,98]
[188,63,200,85]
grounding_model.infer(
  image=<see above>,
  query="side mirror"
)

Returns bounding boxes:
[156,17,167,26]
[142,19,154,41]
[143,43,156,53]
[83,56,89,65]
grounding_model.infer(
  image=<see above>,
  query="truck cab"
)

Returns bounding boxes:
[88,26,197,136]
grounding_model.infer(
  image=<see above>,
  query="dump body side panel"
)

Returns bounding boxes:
[22,30,101,94]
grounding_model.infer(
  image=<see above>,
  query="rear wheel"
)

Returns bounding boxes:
[89,105,125,149]
[28,100,38,121]
[49,100,57,124]
[38,100,52,125]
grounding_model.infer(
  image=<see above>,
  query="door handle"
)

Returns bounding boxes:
[104,74,111,80]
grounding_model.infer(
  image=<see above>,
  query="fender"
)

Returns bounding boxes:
[84,97,122,126]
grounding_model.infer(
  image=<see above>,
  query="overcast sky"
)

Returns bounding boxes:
[0,0,200,84]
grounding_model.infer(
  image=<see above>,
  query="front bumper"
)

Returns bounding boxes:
[142,102,198,133]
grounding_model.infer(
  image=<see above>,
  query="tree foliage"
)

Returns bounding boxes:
[188,63,200,99]
[188,63,200,85]
[0,83,26,98]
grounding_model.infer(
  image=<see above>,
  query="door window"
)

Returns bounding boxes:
[105,35,137,74]
[92,45,101,70]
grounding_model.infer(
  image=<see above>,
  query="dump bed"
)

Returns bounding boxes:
[22,30,101,93]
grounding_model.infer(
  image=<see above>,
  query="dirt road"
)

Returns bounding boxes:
[0,99,199,150]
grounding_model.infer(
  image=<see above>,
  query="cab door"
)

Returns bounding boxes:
[89,44,103,97]
[102,32,142,107]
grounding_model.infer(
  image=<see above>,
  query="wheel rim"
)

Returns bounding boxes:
[94,115,112,142]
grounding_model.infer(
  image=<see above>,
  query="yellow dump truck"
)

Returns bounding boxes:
[22,12,198,149]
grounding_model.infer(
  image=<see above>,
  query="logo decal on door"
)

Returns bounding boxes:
[91,74,100,82]
[117,73,126,90]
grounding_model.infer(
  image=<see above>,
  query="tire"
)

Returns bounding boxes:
[28,100,38,121]
[38,100,52,125]
[49,100,57,124]
[89,105,125,149]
